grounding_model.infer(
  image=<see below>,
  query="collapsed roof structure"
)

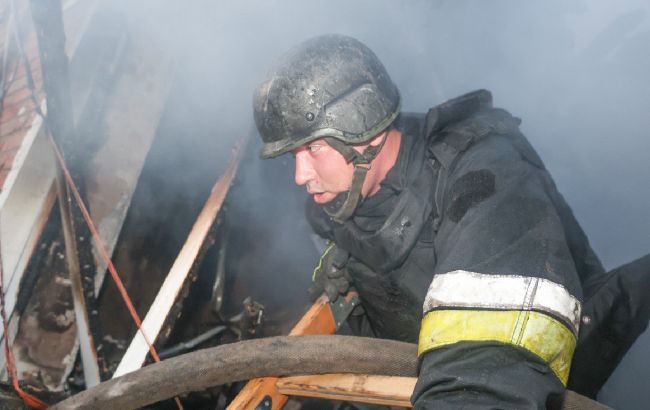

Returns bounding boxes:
[0,0,250,404]
[0,0,182,392]
[0,2,314,407]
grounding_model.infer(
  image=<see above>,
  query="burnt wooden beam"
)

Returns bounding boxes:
[29,0,101,386]
[113,137,246,378]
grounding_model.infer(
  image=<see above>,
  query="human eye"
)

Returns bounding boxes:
[307,143,322,153]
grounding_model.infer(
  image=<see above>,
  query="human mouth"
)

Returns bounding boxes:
[307,189,326,203]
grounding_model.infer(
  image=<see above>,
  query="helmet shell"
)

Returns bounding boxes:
[254,34,401,158]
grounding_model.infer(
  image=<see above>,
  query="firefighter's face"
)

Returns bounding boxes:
[292,139,361,204]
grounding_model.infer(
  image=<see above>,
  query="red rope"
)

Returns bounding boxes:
[47,133,161,362]
[0,245,48,409]
[5,3,182,406]
[9,0,163,366]
[46,132,185,410]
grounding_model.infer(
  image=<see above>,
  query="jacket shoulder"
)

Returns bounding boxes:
[427,96,545,171]
[429,107,525,169]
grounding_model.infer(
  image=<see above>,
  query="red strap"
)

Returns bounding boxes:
[5,12,182,406]
[47,134,162,362]
[0,245,48,409]
[47,132,184,410]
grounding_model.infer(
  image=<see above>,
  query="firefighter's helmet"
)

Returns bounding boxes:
[254,34,400,159]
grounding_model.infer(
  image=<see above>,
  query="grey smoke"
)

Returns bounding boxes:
[105,0,650,407]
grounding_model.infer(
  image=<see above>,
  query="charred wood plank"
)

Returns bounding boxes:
[29,0,101,386]
[112,137,246,377]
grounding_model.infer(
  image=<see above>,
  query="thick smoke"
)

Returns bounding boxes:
[110,0,649,407]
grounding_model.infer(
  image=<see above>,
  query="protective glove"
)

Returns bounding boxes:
[310,242,351,303]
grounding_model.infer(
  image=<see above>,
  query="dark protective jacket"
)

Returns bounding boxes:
[307,90,649,408]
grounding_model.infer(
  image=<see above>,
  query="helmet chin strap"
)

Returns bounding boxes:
[323,132,388,224]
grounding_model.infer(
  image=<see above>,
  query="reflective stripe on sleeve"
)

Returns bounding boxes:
[423,270,581,334]
[418,309,577,385]
[312,241,335,281]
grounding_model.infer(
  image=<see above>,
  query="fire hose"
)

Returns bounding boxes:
[51,334,609,410]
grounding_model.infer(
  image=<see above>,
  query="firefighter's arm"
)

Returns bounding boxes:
[412,135,582,409]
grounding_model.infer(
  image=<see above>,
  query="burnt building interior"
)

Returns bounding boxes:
[0,0,319,407]
[0,0,649,409]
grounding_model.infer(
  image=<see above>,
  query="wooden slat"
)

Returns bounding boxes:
[227,378,286,410]
[288,295,337,336]
[31,0,103,386]
[84,14,172,295]
[0,135,57,341]
[113,138,246,378]
[276,374,416,408]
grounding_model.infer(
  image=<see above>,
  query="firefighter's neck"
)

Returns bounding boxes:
[361,127,402,199]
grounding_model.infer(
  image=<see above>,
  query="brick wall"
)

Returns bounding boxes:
[0,0,45,191]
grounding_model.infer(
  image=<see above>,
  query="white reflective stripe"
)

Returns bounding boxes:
[423,270,581,334]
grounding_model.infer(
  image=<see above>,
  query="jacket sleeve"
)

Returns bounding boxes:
[412,134,583,409]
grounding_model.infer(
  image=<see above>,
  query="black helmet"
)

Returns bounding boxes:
[253,34,400,223]
[254,34,400,159]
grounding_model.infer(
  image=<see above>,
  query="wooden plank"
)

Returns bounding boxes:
[227,295,338,410]
[54,166,101,386]
[80,11,172,295]
[276,374,416,408]
[0,134,56,339]
[113,138,246,378]
[30,0,102,386]
[288,295,336,336]
[227,378,286,410]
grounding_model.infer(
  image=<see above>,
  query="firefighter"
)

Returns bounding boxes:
[252,34,650,408]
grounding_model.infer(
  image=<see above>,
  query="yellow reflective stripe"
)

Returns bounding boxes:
[418,309,577,385]
[423,271,582,334]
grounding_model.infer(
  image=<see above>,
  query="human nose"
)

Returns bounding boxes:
[294,152,314,186]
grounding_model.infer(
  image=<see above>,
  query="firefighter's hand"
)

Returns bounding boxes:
[310,243,351,303]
